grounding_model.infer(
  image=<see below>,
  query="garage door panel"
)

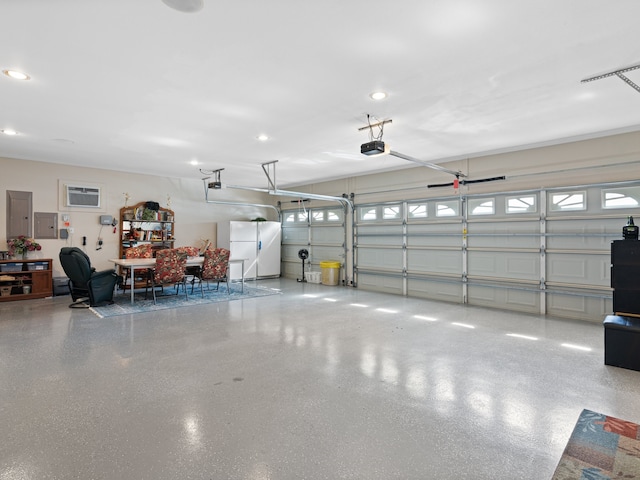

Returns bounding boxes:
[468,222,539,249]
[467,285,540,314]
[468,251,539,280]
[547,219,619,249]
[357,273,403,295]
[358,248,403,270]
[309,246,344,265]
[546,292,611,322]
[282,227,308,244]
[407,250,462,275]
[407,224,461,247]
[283,244,308,262]
[407,278,462,302]
[310,226,344,244]
[408,236,461,248]
[282,261,303,278]
[357,226,403,246]
[546,253,610,286]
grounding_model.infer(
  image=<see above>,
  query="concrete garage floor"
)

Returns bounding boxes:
[1,278,639,479]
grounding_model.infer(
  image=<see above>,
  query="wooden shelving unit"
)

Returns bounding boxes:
[118,201,175,290]
[119,202,175,259]
[0,258,53,302]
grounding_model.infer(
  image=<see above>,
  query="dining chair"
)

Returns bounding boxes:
[176,245,202,291]
[121,243,153,292]
[147,248,188,304]
[196,247,230,296]
[175,246,200,257]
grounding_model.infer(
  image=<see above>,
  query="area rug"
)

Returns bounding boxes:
[90,284,281,318]
[551,409,640,479]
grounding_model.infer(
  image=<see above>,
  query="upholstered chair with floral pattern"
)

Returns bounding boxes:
[175,246,200,257]
[176,246,202,288]
[120,244,153,292]
[147,248,188,304]
[196,247,230,296]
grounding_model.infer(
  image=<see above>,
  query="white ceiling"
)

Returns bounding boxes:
[2,0,640,188]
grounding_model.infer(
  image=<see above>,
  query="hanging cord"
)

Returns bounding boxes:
[367,114,385,142]
[298,198,307,218]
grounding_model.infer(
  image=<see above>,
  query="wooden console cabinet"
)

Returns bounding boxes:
[0,258,53,302]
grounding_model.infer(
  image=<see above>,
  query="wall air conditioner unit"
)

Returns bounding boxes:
[65,185,101,208]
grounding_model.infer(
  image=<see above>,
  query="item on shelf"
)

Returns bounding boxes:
[142,208,156,221]
[623,216,638,240]
[27,261,49,271]
[6,236,41,258]
[0,262,23,272]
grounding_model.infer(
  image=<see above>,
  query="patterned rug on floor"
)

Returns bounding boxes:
[551,409,640,479]
[90,283,281,318]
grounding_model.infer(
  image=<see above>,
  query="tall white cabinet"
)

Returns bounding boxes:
[229,221,281,280]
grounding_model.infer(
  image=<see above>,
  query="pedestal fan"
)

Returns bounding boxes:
[297,248,309,282]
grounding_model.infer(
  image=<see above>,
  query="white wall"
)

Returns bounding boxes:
[1,156,276,278]
[285,130,640,201]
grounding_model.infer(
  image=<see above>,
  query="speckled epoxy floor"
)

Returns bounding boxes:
[1,278,639,479]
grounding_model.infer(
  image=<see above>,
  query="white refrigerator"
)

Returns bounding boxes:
[229,221,281,280]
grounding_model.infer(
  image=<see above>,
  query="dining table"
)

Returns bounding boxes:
[109,256,245,304]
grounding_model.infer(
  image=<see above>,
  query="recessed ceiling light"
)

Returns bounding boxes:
[161,0,203,13]
[190,159,199,166]
[257,134,269,141]
[370,91,387,100]
[1,129,18,136]
[3,70,30,81]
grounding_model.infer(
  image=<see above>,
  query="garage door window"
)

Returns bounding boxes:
[602,186,640,209]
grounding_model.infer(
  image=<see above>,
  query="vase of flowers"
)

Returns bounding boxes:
[7,235,42,259]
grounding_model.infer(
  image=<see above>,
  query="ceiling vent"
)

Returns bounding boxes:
[65,185,101,208]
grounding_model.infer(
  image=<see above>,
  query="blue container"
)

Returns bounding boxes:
[0,262,24,272]
[27,261,49,271]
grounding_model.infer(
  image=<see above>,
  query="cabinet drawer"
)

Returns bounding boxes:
[612,240,640,265]
[611,264,640,289]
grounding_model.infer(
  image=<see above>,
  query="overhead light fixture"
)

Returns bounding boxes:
[2,69,30,81]
[370,91,387,100]
[1,129,18,136]
[257,134,269,142]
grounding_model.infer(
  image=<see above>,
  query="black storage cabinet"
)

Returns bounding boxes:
[611,240,640,316]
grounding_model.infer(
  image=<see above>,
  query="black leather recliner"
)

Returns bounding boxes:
[59,247,118,307]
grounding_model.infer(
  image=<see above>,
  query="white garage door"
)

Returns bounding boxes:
[352,182,640,322]
[281,206,347,283]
